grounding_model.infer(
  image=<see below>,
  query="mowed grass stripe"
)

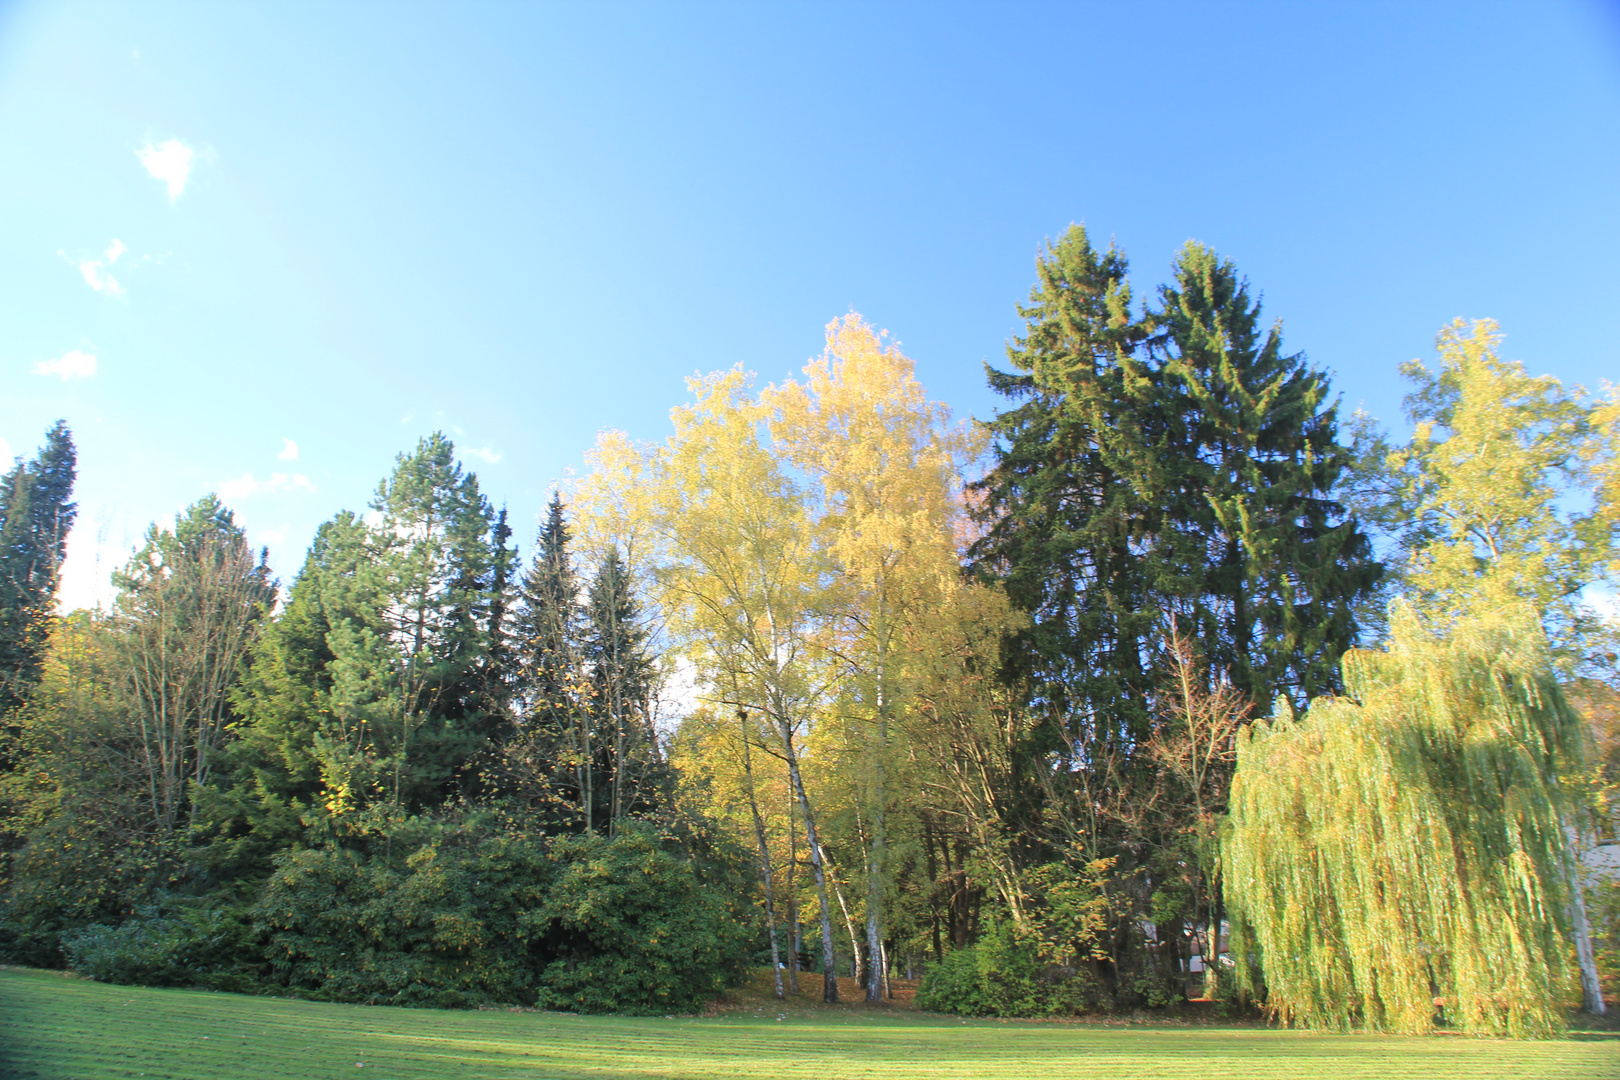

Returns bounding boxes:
[2,969,1616,1080]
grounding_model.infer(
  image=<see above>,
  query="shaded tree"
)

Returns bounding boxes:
[0,421,77,721]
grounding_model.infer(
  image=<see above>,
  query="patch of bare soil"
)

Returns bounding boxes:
[705,970,920,1019]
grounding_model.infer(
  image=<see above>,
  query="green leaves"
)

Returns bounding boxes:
[254,823,751,1012]
[1225,603,1587,1035]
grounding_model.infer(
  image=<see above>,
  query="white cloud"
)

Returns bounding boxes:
[1585,585,1620,627]
[70,238,127,297]
[138,138,197,202]
[278,438,299,461]
[34,350,98,380]
[464,445,502,464]
[54,509,134,612]
[219,471,314,501]
[0,437,11,463]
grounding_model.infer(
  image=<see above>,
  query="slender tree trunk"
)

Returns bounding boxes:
[784,728,838,1003]
[1564,819,1607,1015]
[787,800,801,995]
[580,708,593,834]
[865,837,884,1001]
[1203,863,1226,1001]
[740,711,783,999]
[828,865,861,981]
[609,585,624,835]
[923,816,943,961]
[866,648,888,1003]
[865,739,886,1000]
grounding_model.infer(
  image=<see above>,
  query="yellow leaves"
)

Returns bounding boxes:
[1391,318,1611,641]
[573,429,658,578]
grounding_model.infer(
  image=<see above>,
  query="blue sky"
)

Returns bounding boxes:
[2,0,1617,607]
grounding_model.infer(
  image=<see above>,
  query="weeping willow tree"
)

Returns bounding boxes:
[1224,601,1600,1036]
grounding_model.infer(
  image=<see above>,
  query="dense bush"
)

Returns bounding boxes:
[532,825,753,1012]
[915,921,1107,1017]
[255,822,753,1012]
[62,901,266,993]
[0,805,169,969]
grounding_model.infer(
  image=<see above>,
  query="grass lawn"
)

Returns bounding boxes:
[2,967,1616,1080]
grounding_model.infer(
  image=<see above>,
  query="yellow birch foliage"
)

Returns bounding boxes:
[1388,320,1614,651]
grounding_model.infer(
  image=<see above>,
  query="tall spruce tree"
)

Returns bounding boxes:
[507,493,594,830]
[0,421,77,720]
[973,230,1378,722]
[970,230,1380,997]
[968,225,1159,746]
[582,546,665,831]
[1149,243,1380,705]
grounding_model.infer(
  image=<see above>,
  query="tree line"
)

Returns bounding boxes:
[1,225,1616,1028]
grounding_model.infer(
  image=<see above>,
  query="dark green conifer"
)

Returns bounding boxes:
[968,225,1159,744]
[582,548,668,830]
[0,421,77,720]
[505,493,593,829]
[1149,243,1381,705]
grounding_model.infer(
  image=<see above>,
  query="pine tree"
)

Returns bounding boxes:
[215,434,505,842]
[0,421,77,720]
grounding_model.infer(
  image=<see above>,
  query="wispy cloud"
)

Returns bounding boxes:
[1585,586,1619,626]
[278,438,299,461]
[464,445,502,464]
[66,238,127,297]
[138,138,198,202]
[34,350,98,380]
[219,471,314,501]
[54,509,134,612]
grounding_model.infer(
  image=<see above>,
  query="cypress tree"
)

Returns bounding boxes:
[0,421,77,720]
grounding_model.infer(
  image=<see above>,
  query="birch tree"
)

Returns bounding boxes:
[110,497,274,834]
[588,370,845,1001]
[1348,318,1618,667]
[767,314,975,1000]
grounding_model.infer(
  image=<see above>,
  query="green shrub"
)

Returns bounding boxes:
[256,831,555,1006]
[0,806,168,968]
[915,921,1107,1017]
[533,825,753,1013]
[255,822,754,1012]
[61,902,266,992]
